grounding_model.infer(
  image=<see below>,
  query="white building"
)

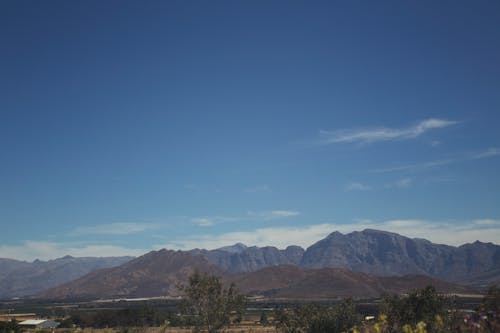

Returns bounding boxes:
[19,319,60,329]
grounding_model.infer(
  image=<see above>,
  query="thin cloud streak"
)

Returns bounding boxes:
[373,147,500,174]
[187,210,301,228]
[190,215,241,227]
[387,178,413,189]
[191,218,214,227]
[247,210,301,220]
[318,118,458,145]
[73,222,158,235]
[470,147,500,159]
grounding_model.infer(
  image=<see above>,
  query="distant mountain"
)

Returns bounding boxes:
[38,251,474,300]
[190,245,304,273]
[300,229,500,282]
[188,229,499,284]
[0,256,132,299]
[7,228,500,299]
[38,250,223,300]
[0,258,31,280]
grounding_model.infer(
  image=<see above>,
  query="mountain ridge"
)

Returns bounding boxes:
[2,229,499,299]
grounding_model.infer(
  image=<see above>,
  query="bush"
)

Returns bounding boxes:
[274,299,361,333]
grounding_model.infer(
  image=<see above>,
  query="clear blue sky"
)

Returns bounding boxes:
[1,1,500,260]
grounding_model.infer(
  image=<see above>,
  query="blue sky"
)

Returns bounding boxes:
[1,1,500,260]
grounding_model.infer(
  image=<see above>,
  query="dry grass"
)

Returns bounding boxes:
[50,326,277,333]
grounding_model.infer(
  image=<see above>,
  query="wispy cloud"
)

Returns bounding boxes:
[378,219,500,245]
[470,147,500,159]
[318,118,458,145]
[374,147,500,173]
[472,219,500,226]
[189,215,241,227]
[374,159,454,173]
[160,224,333,250]
[187,210,301,227]
[191,217,215,227]
[73,223,158,235]
[248,210,300,220]
[0,241,146,261]
[346,182,371,191]
[347,179,413,191]
[386,178,413,189]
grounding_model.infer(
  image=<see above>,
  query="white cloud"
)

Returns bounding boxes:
[472,219,500,226]
[0,241,146,261]
[385,178,413,189]
[74,222,158,235]
[248,210,300,220]
[160,224,334,250]
[318,118,458,145]
[471,147,500,159]
[377,219,500,245]
[346,182,372,191]
[191,217,214,227]
[160,219,500,251]
[187,210,300,227]
[188,215,242,227]
[374,159,455,173]
[3,219,499,261]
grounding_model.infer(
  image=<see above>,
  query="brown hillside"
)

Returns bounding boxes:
[39,250,224,299]
[231,265,475,299]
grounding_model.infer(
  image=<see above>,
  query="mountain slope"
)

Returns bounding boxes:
[0,256,132,298]
[39,256,474,300]
[300,229,500,282]
[230,265,472,299]
[38,250,224,299]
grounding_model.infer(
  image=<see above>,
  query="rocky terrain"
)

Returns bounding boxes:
[300,229,500,282]
[190,245,304,273]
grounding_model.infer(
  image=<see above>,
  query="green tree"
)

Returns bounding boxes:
[0,320,19,333]
[259,311,269,326]
[382,286,448,333]
[179,271,246,333]
[482,285,499,313]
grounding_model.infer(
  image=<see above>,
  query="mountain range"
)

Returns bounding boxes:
[39,250,472,300]
[191,229,500,283]
[0,256,132,298]
[2,229,499,300]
